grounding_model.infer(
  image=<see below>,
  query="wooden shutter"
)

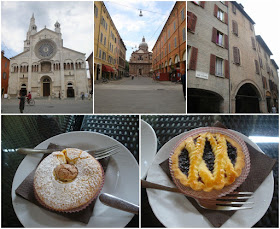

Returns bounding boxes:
[224,59,229,79]
[225,1,229,6]
[251,37,256,50]
[255,60,259,74]
[259,58,263,68]
[232,4,236,14]
[210,54,216,75]
[200,1,205,8]
[233,47,240,64]
[189,47,198,70]
[214,4,218,17]
[190,13,197,32]
[224,34,228,49]
[232,20,238,36]
[212,27,217,43]
[187,11,192,29]
[224,13,228,25]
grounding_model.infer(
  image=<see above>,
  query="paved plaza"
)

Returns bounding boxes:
[1,98,93,114]
[94,77,186,113]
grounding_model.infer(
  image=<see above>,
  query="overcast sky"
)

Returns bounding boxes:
[1,1,93,59]
[235,0,280,70]
[104,1,176,61]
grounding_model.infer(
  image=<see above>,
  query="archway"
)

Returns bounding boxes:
[235,83,260,113]
[42,78,51,96]
[67,83,75,97]
[188,88,224,113]
[20,84,27,96]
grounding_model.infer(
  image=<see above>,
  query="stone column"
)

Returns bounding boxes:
[73,61,77,98]
[60,59,65,99]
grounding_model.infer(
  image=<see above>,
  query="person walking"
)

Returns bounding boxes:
[272,105,277,113]
[81,92,84,100]
[18,92,25,113]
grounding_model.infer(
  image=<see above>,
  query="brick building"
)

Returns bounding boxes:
[152,1,186,80]
[94,1,126,81]
[187,1,279,113]
[129,37,153,77]
[1,51,10,96]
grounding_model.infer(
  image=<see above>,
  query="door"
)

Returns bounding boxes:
[43,83,50,96]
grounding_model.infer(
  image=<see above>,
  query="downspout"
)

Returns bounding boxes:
[227,3,231,113]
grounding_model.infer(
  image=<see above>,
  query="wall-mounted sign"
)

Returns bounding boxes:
[196,71,208,80]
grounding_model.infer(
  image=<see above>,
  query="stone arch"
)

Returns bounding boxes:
[11,63,18,73]
[233,80,264,101]
[66,81,75,97]
[75,59,84,69]
[40,75,53,97]
[20,62,29,73]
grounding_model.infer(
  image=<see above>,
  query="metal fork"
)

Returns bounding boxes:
[16,144,120,160]
[141,180,253,211]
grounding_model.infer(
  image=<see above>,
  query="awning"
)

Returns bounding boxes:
[102,64,114,72]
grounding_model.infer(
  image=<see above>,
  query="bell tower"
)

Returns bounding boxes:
[54,21,61,33]
[24,13,37,51]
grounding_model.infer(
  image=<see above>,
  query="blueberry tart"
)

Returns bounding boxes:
[170,132,245,192]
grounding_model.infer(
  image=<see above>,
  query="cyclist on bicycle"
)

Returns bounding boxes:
[27,91,32,104]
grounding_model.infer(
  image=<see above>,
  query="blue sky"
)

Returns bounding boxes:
[103,1,176,61]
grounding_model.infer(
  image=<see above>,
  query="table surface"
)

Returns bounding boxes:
[2,115,139,227]
[141,115,279,227]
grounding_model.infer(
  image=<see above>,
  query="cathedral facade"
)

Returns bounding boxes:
[8,14,88,98]
[129,37,152,77]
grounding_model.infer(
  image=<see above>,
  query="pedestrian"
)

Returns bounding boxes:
[181,70,186,100]
[272,105,277,113]
[18,92,25,113]
[81,92,84,100]
[132,75,134,80]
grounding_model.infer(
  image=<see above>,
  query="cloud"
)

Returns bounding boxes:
[1,1,93,59]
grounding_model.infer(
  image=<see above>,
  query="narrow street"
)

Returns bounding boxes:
[94,77,186,113]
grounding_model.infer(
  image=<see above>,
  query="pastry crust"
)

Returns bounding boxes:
[171,132,245,192]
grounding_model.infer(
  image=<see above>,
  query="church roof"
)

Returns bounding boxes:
[10,49,30,59]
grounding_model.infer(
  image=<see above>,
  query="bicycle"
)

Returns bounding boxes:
[25,97,35,106]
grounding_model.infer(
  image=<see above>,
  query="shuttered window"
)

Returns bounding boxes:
[189,47,198,70]
[233,47,240,65]
[209,54,228,78]
[255,60,260,74]
[216,57,223,76]
[187,11,197,33]
[212,27,227,49]
[210,54,216,75]
[232,20,238,36]
[232,4,236,14]
[266,63,270,74]
[259,57,263,69]
[214,5,228,24]
[224,59,229,78]
[251,37,256,50]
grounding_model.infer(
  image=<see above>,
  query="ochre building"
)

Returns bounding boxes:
[1,51,10,96]
[129,37,152,77]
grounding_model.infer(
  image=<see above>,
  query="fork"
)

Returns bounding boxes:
[141,180,253,211]
[16,144,120,160]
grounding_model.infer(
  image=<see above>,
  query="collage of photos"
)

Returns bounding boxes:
[1,1,279,228]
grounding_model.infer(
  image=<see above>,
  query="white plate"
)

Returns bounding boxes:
[12,131,139,228]
[146,129,274,228]
[141,120,157,179]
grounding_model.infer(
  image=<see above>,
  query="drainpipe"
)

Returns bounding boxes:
[227,4,231,113]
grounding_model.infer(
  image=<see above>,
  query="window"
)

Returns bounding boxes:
[102,52,106,60]
[217,31,223,46]
[217,9,224,21]
[216,57,223,76]
[3,72,7,80]
[104,37,106,46]
[174,37,177,48]
[259,57,263,69]
[232,20,238,36]
[187,11,197,33]
[232,4,236,14]
[99,49,101,58]
[100,33,103,43]
[188,46,198,70]
[181,8,185,21]
[183,27,186,41]
[251,37,256,50]
[168,29,170,39]
[255,60,260,74]
[173,21,176,31]
[94,4,98,17]
[233,47,240,65]
[169,43,171,53]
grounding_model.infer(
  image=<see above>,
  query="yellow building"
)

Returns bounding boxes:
[94,1,124,81]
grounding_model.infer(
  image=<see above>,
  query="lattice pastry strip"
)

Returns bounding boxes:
[171,132,245,192]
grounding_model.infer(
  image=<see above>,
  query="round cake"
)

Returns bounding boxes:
[170,132,245,192]
[34,148,104,212]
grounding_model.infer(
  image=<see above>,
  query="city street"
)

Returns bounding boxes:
[1,98,93,114]
[94,77,186,113]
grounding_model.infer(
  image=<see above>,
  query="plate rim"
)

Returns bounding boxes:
[11,131,139,228]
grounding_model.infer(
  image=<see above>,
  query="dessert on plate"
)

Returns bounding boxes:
[170,131,245,192]
[34,148,104,212]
